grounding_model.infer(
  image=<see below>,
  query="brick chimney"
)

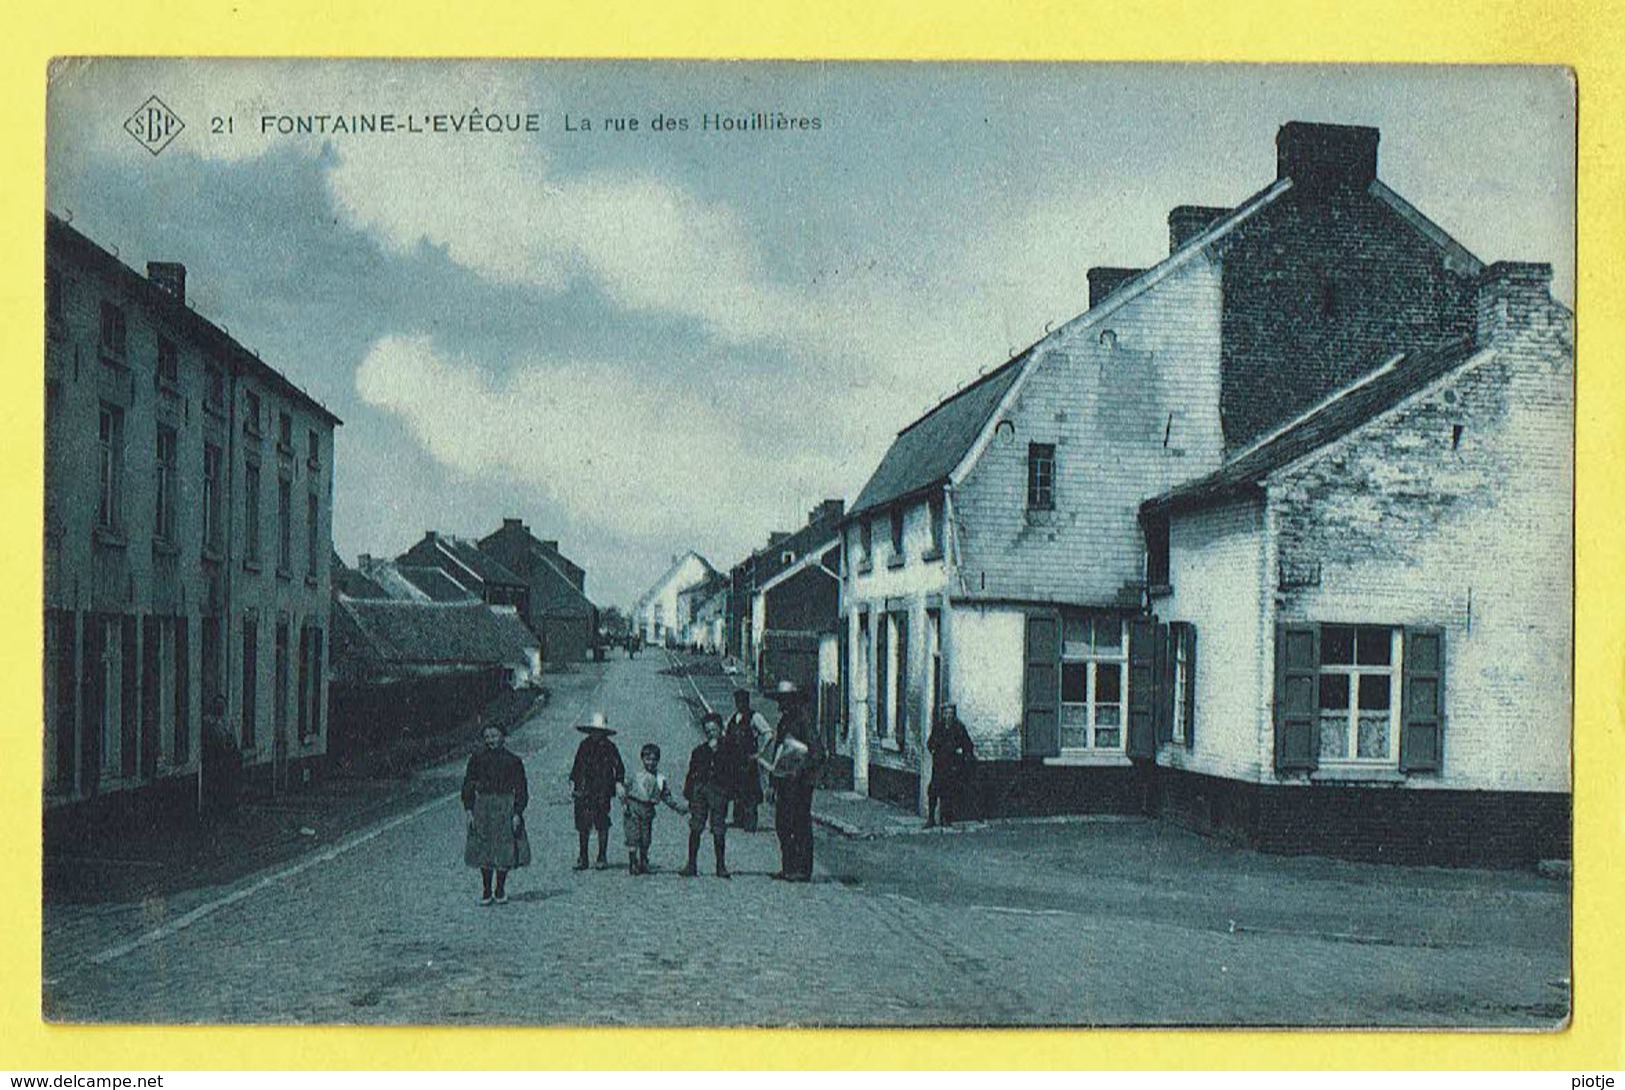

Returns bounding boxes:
[147,261,186,304]
[1088,267,1144,309]
[1476,261,1554,347]
[502,517,526,533]
[809,499,845,526]
[1167,206,1232,252]
[768,531,791,548]
[1276,122,1380,191]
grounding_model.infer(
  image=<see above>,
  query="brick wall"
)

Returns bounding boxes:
[954,257,1227,606]
[1218,186,1478,451]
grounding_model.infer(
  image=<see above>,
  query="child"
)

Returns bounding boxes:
[617,742,687,875]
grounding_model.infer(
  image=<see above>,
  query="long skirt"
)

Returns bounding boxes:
[464,791,530,869]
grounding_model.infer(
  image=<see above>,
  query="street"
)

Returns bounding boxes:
[42,650,1570,1027]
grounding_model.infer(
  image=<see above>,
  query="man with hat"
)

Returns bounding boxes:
[723,687,770,830]
[569,713,625,870]
[760,679,822,881]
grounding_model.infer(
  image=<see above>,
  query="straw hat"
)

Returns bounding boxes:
[765,679,805,702]
[575,712,616,736]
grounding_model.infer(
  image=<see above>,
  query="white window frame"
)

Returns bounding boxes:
[1172,627,1190,745]
[1317,625,1403,766]
[1059,613,1127,754]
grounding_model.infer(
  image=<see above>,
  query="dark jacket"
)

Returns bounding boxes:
[928,716,976,774]
[770,703,822,784]
[570,734,626,803]
[683,739,731,800]
[462,747,529,815]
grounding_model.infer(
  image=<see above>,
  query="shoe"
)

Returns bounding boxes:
[716,867,732,879]
[494,892,508,905]
[677,864,697,877]
[478,895,494,906]
[594,858,609,871]
[573,858,589,871]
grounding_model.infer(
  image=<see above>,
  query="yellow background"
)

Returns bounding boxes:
[3,0,1621,1071]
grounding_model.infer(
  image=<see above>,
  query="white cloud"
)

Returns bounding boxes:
[354,334,847,550]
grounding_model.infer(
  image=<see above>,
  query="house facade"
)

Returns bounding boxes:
[1141,263,1571,864]
[44,214,340,814]
[478,518,598,666]
[398,531,528,614]
[677,573,729,652]
[726,500,845,669]
[637,551,718,645]
[835,122,1571,860]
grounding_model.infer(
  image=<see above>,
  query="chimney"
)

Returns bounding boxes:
[502,517,525,532]
[1276,122,1380,191]
[1476,261,1554,347]
[810,499,845,526]
[1088,267,1144,309]
[358,553,373,569]
[768,531,791,548]
[1167,206,1232,252]
[425,530,439,542]
[147,261,187,304]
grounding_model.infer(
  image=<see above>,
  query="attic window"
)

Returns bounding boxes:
[780,550,795,565]
[1027,443,1056,511]
[1451,424,1465,451]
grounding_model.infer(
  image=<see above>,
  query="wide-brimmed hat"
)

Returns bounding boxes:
[576,712,616,736]
[765,679,805,702]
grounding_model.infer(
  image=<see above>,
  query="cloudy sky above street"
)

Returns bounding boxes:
[46,61,1574,608]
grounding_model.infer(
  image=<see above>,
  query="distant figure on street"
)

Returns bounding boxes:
[462,724,531,906]
[724,688,771,830]
[680,712,733,879]
[569,713,625,871]
[926,703,977,828]
[761,679,821,882]
[618,742,687,875]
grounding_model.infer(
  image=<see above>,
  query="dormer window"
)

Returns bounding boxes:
[889,507,905,566]
[927,496,945,559]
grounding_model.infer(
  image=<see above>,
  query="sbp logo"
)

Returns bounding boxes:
[124,96,185,156]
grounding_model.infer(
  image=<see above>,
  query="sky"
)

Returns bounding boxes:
[45,61,1575,609]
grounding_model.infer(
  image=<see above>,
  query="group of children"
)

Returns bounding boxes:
[568,711,741,878]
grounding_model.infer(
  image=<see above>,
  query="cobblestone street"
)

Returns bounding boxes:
[42,651,1571,1028]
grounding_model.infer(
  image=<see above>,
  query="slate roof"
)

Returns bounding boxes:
[846,352,1028,521]
[336,597,539,668]
[433,536,525,588]
[1141,336,1481,516]
[528,551,597,616]
[331,552,389,599]
[398,565,478,602]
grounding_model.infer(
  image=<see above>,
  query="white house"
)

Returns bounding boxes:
[636,551,718,646]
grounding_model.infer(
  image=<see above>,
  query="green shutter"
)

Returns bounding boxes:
[1154,621,1175,747]
[1400,627,1446,773]
[837,623,850,742]
[895,611,910,749]
[1180,623,1197,749]
[1274,623,1320,772]
[1127,617,1159,759]
[1022,613,1060,758]
[875,612,888,738]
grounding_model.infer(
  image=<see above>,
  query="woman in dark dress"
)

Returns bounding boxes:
[462,724,531,905]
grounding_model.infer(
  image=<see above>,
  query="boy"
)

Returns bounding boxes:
[681,712,733,878]
[618,742,687,875]
[568,713,624,870]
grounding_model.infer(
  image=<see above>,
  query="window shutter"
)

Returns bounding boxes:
[1022,613,1060,758]
[1154,621,1174,746]
[1274,623,1320,772]
[875,613,889,737]
[837,623,850,742]
[1127,617,1159,760]
[1400,627,1446,773]
[1180,623,1197,749]
[895,611,910,749]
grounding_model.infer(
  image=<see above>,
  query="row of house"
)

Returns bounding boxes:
[44,212,341,815]
[826,122,1572,865]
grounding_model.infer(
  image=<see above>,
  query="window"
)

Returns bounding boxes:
[278,411,293,451]
[1059,613,1127,751]
[97,404,124,532]
[277,477,293,573]
[154,426,177,543]
[888,508,905,565]
[241,618,257,747]
[927,496,945,558]
[274,620,290,745]
[244,390,262,435]
[156,337,179,389]
[1146,516,1170,588]
[301,627,324,742]
[244,460,262,563]
[203,443,223,554]
[98,301,127,359]
[1171,624,1193,745]
[206,361,225,411]
[306,492,320,577]
[858,520,873,570]
[307,428,320,469]
[1027,443,1055,511]
[172,616,190,765]
[1317,625,1399,763]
